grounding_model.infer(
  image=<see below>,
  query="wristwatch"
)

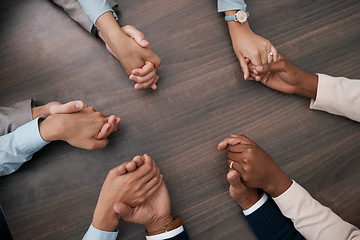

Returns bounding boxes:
[225,10,249,23]
[146,218,183,236]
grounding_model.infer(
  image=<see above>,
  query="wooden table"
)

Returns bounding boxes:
[0,0,359,239]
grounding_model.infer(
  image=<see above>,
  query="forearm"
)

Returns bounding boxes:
[273,181,360,240]
[0,118,49,176]
[95,12,129,57]
[295,73,318,99]
[92,201,120,232]
[245,195,305,240]
[309,74,360,122]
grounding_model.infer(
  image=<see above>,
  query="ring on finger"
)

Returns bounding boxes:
[229,161,234,170]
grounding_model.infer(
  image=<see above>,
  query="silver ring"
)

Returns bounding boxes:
[267,51,273,58]
[229,161,234,170]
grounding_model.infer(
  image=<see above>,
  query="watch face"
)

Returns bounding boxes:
[236,10,247,23]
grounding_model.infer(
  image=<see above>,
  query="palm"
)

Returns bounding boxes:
[124,183,171,226]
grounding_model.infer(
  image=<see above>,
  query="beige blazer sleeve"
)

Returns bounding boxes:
[273,181,360,240]
[0,99,33,135]
[310,74,360,122]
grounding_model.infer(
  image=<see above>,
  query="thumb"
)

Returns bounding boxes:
[92,139,109,149]
[227,170,243,187]
[238,56,250,80]
[255,59,286,75]
[113,202,133,221]
[50,100,85,115]
[121,25,149,48]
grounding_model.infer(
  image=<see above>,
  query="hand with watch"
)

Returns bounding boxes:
[84,154,188,240]
[225,9,278,81]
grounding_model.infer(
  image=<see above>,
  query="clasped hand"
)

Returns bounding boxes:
[92,154,173,233]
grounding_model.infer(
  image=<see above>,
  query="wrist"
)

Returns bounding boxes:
[228,20,252,40]
[236,191,260,210]
[93,205,120,232]
[263,172,292,198]
[38,116,59,142]
[145,215,174,234]
[225,10,238,16]
[96,12,127,46]
[295,73,318,99]
[32,105,50,119]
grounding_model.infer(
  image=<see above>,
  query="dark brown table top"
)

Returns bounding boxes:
[0,0,359,239]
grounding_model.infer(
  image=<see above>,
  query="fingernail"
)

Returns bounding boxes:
[230,175,236,180]
[142,40,149,45]
[133,77,137,81]
[256,66,264,71]
[137,85,143,89]
[243,74,246,80]
[75,103,79,108]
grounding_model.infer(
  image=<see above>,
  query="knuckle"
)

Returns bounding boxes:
[143,163,152,173]
[122,25,131,31]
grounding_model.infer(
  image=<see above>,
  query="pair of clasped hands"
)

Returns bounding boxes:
[87,134,292,234]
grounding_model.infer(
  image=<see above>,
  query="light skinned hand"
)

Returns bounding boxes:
[38,106,119,150]
[219,135,292,197]
[32,100,85,119]
[248,54,319,99]
[227,170,259,210]
[96,13,161,89]
[113,162,173,234]
[96,115,121,140]
[121,26,159,90]
[226,15,277,80]
[92,154,163,232]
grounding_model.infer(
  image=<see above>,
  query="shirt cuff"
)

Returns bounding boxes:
[15,117,49,153]
[272,180,295,201]
[243,194,268,216]
[145,225,184,240]
[82,224,118,240]
[78,0,113,24]
[218,0,247,12]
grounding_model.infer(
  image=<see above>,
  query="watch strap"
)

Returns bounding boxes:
[225,15,237,21]
[146,218,183,236]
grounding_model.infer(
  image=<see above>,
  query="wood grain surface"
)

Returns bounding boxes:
[0,0,359,239]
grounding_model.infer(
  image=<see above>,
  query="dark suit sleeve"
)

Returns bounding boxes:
[0,99,33,135]
[245,195,305,240]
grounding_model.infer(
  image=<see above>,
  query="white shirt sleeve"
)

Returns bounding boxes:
[310,74,360,122]
[273,181,360,240]
[0,117,49,176]
[78,0,113,24]
[145,225,184,240]
[243,193,268,216]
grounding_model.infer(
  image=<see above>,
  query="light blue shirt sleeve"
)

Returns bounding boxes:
[0,117,49,176]
[78,0,113,24]
[218,0,247,12]
[82,224,118,240]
